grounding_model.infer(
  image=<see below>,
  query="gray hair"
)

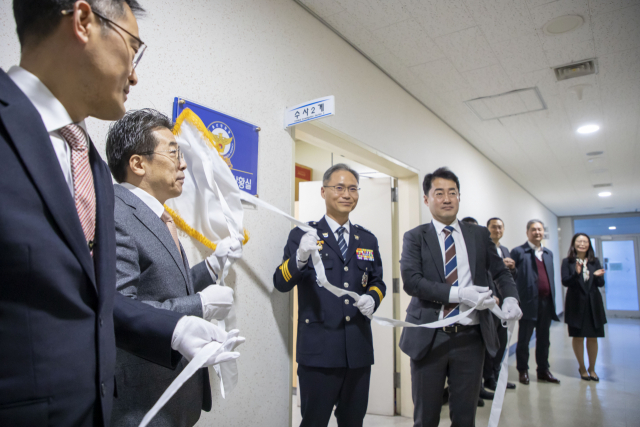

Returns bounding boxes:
[322,163,359,185]
[526,219,544,231]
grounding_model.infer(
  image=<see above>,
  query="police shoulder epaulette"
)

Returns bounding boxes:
[354,224,372,234]
[307,221,319,228]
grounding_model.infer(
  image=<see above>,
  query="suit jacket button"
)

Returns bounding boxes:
[101,382,106,397]
[344,266,349,272]
[344,282,349,288]
[346,316,351,322]
[305,319,309,324]
[344,299,349,305]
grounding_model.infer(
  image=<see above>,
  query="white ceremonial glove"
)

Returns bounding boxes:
[476,295,497,311]
[355,295,375,317]
[458,286,492,309]
[171,316,229,362]
[297,230,319,263]
[198,285,234,321]
[502,297,523,320]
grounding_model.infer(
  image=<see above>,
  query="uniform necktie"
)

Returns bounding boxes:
[59,124,96,251]
[442,226,459,318]
[161,210,183,259]
[336,226,348,259]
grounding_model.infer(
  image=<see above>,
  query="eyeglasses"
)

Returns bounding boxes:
[61,8,147,69]
[324,185,360,195]
[141,147,184,164]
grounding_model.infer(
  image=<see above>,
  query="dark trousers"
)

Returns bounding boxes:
[483,317,508,382]
[410,326,484,427]
[297,364,371,427]
[516,296,553,372]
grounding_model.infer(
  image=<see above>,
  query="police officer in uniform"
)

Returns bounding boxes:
[274,163,386,427]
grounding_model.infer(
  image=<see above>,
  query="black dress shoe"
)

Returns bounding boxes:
[589,372,600,382]
[477,398,485,407]
[579,369,591,381]
[484,378,497,391]
[537,370,561,384]
[519,370,530,385]
[479,388,494,400]
[506,382,516,389]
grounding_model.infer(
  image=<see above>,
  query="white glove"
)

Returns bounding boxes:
[297,230,319,263]
[355,295,375,317]
[458,286,492,309]
[171,316,229,361]
[198,285,234,321]
[502,297,523,320]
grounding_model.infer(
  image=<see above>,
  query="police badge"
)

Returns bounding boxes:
[362,272,368,287]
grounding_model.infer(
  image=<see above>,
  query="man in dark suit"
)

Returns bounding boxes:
[511,220,561,385]
[0,2,238,425]
[274,164,386,427]
[399,167,522,427]
[106,109,236,426]
[483,217,518,391]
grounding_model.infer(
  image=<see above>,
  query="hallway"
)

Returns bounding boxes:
[292,318,640,427]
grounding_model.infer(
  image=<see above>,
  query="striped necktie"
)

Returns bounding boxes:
[336,226,348,259]
[59,124,96,252]
[443,225,459,317]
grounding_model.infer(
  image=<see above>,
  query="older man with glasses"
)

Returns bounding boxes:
[0,2,240,426]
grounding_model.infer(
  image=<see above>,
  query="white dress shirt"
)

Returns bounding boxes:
[528,241,544,261]
[432,218,478,325]
[8,66,89,197]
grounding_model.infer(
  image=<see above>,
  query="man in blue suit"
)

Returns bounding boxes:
[0,1,239,425]
[511,219,561,385]
[274,163,387,427]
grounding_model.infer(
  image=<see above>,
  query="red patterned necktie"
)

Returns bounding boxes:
[59,124,96,251]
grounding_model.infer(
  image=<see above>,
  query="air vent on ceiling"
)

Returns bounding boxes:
[586,151,604,156]
[553,59,598,81]
[593,183,612,188]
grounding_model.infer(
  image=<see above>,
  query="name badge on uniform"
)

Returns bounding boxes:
[362,272,368,287]
[356,248,374,261]
[322,233,329,238]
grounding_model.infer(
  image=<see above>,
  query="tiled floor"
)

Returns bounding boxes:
[291,318,640,426]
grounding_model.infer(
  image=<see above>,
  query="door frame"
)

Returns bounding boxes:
[289,121,421,421]
[593,234,640,319]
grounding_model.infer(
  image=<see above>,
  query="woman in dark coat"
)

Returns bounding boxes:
[561,233,606,381]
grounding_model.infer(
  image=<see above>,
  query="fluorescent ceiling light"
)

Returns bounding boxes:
[598,191,612,197]
[609,226,617,230]
[577,124,600,134]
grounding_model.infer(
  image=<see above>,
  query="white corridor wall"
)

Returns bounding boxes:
[0,0,560,424]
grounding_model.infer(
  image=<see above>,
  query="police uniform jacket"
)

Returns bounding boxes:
[274,217,386,369]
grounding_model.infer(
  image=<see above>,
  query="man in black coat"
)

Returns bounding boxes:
[274,164,386,427]
[399,168,521,427]
[0,2,238,425]
[511,220,561,385]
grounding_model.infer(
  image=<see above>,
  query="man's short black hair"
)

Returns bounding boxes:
[14,0,144,47]
[461,217,478,225]
[423,167,460,196]
[487,217,503,227]
[106,108,173,183]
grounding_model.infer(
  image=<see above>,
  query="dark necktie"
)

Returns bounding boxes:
[443,226,459,318]
[336,226,347,259]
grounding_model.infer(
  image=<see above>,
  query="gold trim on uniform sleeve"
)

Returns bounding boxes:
[280,259,292,282]
[369,286,384,303]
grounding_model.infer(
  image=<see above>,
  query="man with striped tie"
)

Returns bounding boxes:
[274,163,387,427]
[399,167,522,427]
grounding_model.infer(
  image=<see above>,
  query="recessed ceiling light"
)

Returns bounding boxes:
[609,226,617,230]
[543,15,584,35]
[578,124,600,134]
[599,191,611,197]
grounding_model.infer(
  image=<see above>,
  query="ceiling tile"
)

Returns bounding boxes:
[434,26,498,72]
[373,19,445,67]
[322,10,388,57]
[526,0,559,8]
[589,0,640,15]
[597,47,640,86]
[410,59,471,93]
[542,37,595,66]
[463,64,514,97]
[334,0,412,30]
[401,0,477,39]
[299,0,345,17]
[464,0,534,44]
[493,31,549,75]
[369,50,423,89]
[591,4,640,56]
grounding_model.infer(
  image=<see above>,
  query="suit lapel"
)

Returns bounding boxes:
[0,75,97,290]
[460,221,476,280]
[318,217,342,260]
[423,223,445,282]
[542,249,555,298]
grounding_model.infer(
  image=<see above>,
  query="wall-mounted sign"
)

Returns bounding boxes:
[173,98,260,196]
[284,95,335,129]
